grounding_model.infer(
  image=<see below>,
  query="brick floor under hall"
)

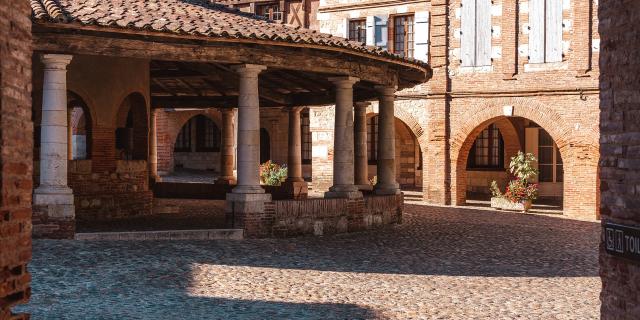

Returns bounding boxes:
[17,203,600,320]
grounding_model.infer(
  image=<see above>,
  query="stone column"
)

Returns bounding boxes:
[67,107,73,160]
[374,86,400,195]
[325,77,362,199]
[226,64,272,236]
[354,101,371,190]
[217,108,236,184]
[283,107,308,199]
[149,108,159,182]
[33,54,75,237]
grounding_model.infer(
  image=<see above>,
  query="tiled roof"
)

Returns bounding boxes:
[30,0,428,68]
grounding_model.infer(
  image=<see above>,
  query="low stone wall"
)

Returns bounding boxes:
[246,194,403,238]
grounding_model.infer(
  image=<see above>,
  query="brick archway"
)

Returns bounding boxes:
[115,92,148,161]
[451,98,600,218]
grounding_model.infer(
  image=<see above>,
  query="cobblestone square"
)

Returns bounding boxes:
[18,204,600,319]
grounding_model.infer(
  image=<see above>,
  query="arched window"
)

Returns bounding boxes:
[174,115,221,153]
[467,124,504,169]
[115,93,148,160]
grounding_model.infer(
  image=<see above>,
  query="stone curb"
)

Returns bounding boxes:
[75,229,244,241]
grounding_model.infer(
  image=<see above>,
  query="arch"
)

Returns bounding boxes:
[451,98,600,218]
[67,91,93,160]
[115,92,148,160]
[260,128,271,164]
[173,114,222,153]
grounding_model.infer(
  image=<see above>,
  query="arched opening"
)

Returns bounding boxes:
[115,93,148,160]
[366,115,423,189]
[68,92,92,160]
[458,116,564,212]
[172,114,221,171]
[260,128,271,164]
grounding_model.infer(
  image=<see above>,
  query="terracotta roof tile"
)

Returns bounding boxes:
[30,0,428,68]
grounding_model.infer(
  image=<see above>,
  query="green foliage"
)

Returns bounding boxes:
[259,161,288,186]
[490,180,502,198]
[509,151,539,181]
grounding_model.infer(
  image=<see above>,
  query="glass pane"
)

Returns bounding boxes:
[539,164,554,182]
[556,164,563,182]
[539,146,554,164]
[539,129,553,146]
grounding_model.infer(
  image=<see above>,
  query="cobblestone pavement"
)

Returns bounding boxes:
[17,204,600,319]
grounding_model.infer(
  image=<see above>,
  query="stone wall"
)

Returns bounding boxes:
[0,1,32,318]
[261,194,403,238]
[598,0,640,318]
[317,0,601,219]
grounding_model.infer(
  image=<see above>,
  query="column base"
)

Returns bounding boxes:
[216,176,237,185]
[281,180,308,199]
[225,192,273,238]
[232,185,265,194]
[356,184,373,191]
[374,183,401,195]
[325,185,363,199]
[33,187,75,239]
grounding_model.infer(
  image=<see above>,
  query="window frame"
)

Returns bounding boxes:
[174,119,192,152]
[388,14,415,59]
[348,18,367,43]
[467,124,504,170]
[538,128,563,183]
[195,115,221,152]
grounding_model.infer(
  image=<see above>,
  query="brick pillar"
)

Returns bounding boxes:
[282,107,308,199]
[598,1,640,318]
[0,0,32,317]
[354,101,371,190]
[217,108,236,185]
[226,64,272,236]
[33,54,75,239]
[374,86,400,195]
[325,76,362,199]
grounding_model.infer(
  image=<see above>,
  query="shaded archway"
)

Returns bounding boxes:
[68,91,92,160]
[260,128,271,164]
[451,100,600,218]
[115,93,148,160]
[172,114,222,171]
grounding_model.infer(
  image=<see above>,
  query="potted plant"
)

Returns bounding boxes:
[259,161,288,186]
[489,151,539,212]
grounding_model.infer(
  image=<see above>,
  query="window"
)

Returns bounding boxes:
[174,119,191,152]
[468,124,504,169]
[367,116,378,164]
[538,129,563,182]
[195,115,221,152]
[301,109,312,164]
[460,0,492,67]
[348,19,367,43]
[529,0,563,63]
[388,14,415,58]
[256,3,283,21]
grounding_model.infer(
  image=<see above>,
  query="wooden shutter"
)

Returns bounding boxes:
[342,18,349,39]
[475,0,492,66]
[460,0,476,66]
[366,16,375,46]
[375,15,389,50]
[545,0,563,62]
[413,11,430,62]
[529,0,545,63]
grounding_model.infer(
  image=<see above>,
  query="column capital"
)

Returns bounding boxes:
[289,106,305,113]
[354,101,371,109]
[328,76,360,88]
[231,64,267,77]
[41,54,73,70]
[374,85,397,97]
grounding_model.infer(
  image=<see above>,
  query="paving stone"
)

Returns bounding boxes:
[16,203,600,319]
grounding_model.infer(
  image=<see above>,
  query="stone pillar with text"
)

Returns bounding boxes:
[33,54,75,239]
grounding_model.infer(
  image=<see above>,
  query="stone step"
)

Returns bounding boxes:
[75,229,244,241]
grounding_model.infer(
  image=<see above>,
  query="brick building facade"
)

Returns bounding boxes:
[598,0,640,318]
[311,0,600,218]
[0,1,33,319]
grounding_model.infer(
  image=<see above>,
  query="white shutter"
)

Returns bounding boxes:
[374,15,389,49]
[366,16,375,46]
[475,0,492,66]
[529,0,545,63]
[545,0,563,62]
[413,11,430,62]
[342,18,349,39]
[460,0,476,66]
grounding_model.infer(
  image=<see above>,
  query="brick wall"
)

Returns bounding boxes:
[317,0,600,218]
[598,0,640,318]
[0,1,32,318]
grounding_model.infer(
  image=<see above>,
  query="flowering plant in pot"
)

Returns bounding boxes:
[490,151,539,212]
[259,161,288,186]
